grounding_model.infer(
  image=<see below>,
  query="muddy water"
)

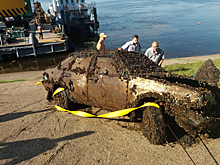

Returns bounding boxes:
[0,53,68,74]
[0,42,96,74]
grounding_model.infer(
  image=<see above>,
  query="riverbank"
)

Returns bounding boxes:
[162,53,220,66]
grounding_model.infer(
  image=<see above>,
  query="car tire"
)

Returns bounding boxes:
[142,106,166,145]
[53,89,71,110]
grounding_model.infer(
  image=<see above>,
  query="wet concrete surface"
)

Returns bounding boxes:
[0,72,220,164]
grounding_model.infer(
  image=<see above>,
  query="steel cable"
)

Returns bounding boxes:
[167,124,196,165]
[197,135,219,165]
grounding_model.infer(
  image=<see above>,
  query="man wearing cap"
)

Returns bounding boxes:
[118,35,141,52]
[145,41,165,67]
[96,33,107,50]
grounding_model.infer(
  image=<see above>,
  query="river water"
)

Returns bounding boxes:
[40,0,220,58]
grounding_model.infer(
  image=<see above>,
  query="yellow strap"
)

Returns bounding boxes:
[35,79,43,85]
[35,81,42,85]
[54,102,160,118]
[52,88,65,97]
[97,102,160,118]
[52,87,160,118]
[55,105,96,117]
[38,87,160,118]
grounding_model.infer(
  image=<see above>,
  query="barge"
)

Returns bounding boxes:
[0,24,68,62]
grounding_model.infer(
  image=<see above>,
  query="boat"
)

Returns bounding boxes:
[48,0,99,43]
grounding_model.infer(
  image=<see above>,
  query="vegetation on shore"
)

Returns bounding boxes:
[0,79,27,83]
[163,58,220,86]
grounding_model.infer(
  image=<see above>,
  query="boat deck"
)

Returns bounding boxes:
[0,24,69,61]
[0,24,64,47]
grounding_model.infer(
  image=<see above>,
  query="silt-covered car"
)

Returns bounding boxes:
[42,49,220,144]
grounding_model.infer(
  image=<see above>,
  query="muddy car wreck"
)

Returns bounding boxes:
[42,49,220,145]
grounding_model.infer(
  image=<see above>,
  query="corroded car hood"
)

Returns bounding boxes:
[129,77,202,103]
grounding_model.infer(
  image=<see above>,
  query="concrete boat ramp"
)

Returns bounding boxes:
[0,24,69,62]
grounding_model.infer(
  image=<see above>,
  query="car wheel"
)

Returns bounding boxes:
[53,89,71,110]
[142,106,166,145]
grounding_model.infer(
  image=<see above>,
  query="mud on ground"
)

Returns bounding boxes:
[0,70,220,164]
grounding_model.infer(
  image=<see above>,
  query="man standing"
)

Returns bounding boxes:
[38,24,43,39]
[118,35,141,52]
[96,33,107,50]
[145,41,165,66]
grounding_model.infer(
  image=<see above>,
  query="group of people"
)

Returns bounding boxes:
[96,33,165,66]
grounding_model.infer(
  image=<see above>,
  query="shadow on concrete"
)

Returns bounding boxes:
[0,131,95,164]
[0,109,51,123]
[68,102,92,111]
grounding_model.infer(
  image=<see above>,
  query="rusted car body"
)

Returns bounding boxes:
[42,49,220,144]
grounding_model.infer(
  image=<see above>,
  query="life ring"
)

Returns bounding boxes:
[64,6,68,10]
[80,5,84,9]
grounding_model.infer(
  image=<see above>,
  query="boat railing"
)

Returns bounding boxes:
[77,3,90,9]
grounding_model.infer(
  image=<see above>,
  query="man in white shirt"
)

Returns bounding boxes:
[145,41,165,66]
[118,35,141,52]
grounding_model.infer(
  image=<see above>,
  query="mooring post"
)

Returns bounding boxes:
[0,34,3,46]
[28,32,37,57]
[0,66,4,73]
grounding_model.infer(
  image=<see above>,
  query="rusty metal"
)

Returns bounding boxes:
[194,59,220,87]
[42,49,220,145]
